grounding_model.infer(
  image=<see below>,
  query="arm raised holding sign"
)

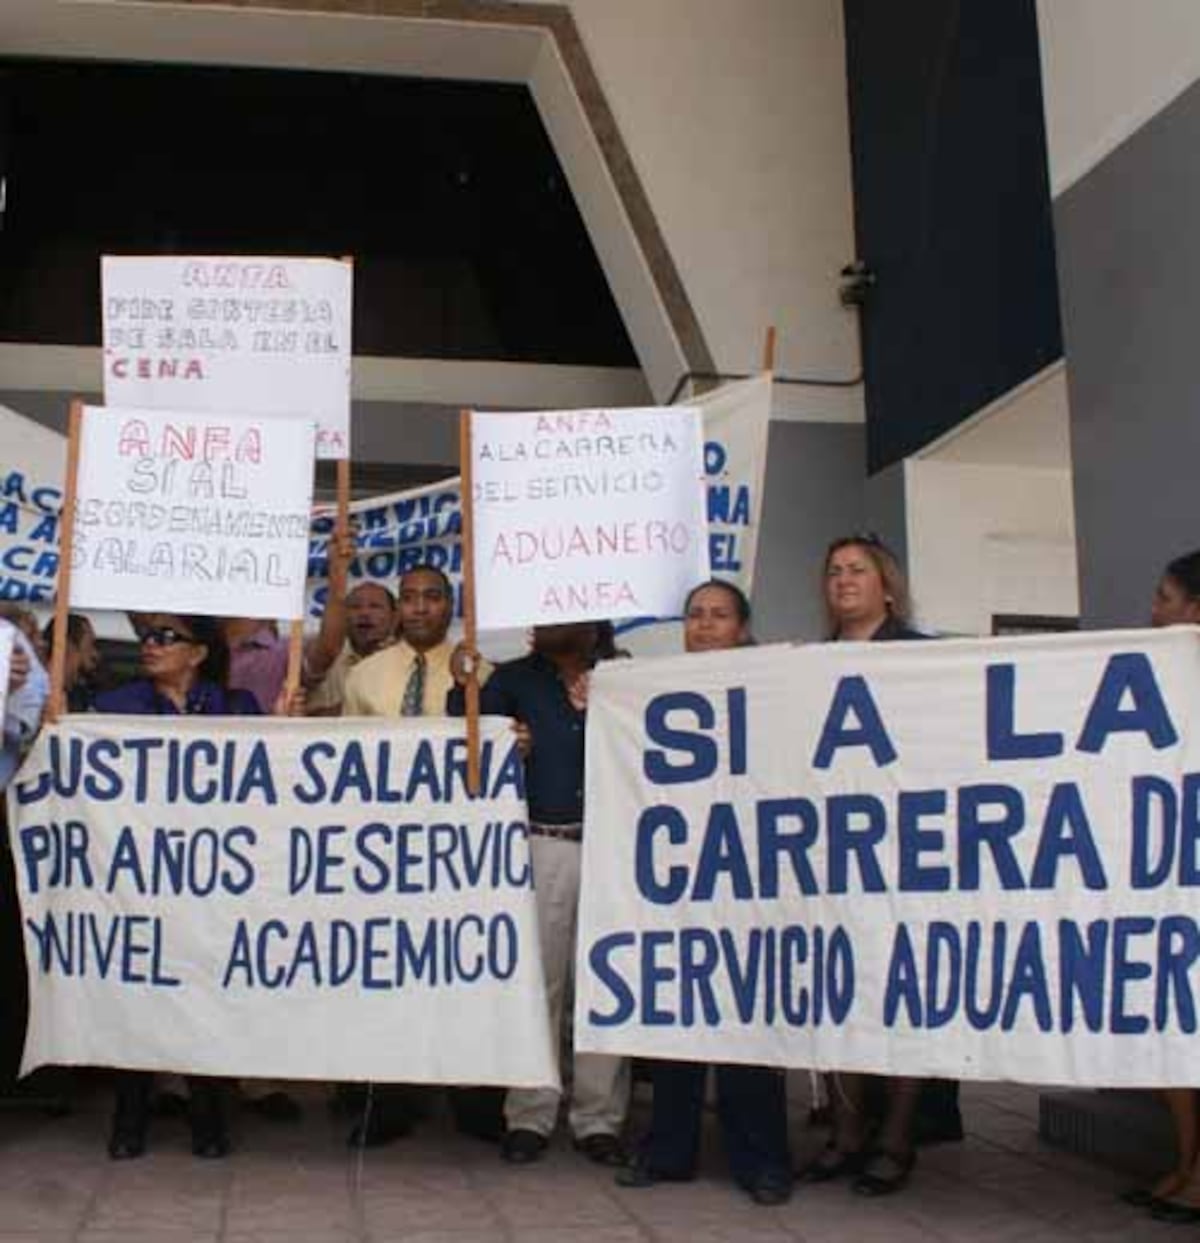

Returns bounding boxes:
[94,613,266,1161]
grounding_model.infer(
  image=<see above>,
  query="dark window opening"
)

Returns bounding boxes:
[0,58,636,366]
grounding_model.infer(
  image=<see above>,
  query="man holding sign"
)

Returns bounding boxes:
[451,624,631,1166]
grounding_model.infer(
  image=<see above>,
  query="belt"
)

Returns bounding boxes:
[528,822,583,842]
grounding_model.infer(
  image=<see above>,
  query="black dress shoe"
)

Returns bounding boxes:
[246,1091,303,1123]
[614,1156,693,1188]
[107,1130,146,1160]
[798,1144,866,1183]
[191,1130,231,1159]
[1118,1186,1155,1208]
[574,1133,626,1166]
[501,1129,548,1164]
[1150,1198,1200,1224]
[748,1171,793,1206]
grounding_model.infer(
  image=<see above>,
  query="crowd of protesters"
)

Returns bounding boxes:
[2,540,1199,1216]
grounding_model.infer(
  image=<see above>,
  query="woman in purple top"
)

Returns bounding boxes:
[96,613,259,1159]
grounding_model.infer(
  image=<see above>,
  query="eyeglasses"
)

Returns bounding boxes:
[140,626,196,647]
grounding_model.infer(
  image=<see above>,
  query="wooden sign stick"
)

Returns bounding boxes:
[285,619,305,703]
[458,409,482,797]
[762,324,777,373]
[46,400,84,724]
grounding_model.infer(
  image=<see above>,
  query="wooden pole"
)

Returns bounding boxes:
[285,618,305,700]
[762,324,777,373]
[46,400,84,723]
[458,409,481,796]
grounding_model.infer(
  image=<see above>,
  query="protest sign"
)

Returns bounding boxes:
[0,405,66,604]
[102,255,352,459]
[4,372,770,627]
[69,405,315,620]
[469,407,709,630]
[696,373,770,588]
[576,627,1200,1087]
[9,714,557,1086]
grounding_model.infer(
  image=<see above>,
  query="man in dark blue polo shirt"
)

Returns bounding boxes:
[449,622,629,1166]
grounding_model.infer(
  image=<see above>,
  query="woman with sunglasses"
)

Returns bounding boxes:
[798,534,934,1197]
[95,613,266,1159]
[617,580,794,1206]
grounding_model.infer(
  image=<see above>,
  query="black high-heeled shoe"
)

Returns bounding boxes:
[852,1149,916,1196]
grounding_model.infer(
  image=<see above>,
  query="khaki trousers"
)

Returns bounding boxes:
[505,836,629,1139]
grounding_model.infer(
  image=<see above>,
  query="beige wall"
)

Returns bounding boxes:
[905,458,1078,637]
[1037,0,1200,195]
[536,0,861,422]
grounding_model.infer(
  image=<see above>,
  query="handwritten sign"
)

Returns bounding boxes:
[11,715,557,1086]
[577,627,1200,1086]
[69,406,315,620]
[470,407,709,630]
[102,256,352,459]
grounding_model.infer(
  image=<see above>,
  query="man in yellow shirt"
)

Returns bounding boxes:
[340,563,503,1147]
[343,566,456,718]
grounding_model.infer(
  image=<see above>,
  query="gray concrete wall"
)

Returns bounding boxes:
[1053,78,1200,628]
[752,421,867,643]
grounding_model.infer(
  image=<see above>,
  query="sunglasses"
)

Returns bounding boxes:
[140,626,197,648]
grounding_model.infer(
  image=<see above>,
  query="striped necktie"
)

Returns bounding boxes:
[400,651,426,717]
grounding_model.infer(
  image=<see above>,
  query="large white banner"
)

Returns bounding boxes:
[10,716,557,1086]
[576,627,1200,1087]
[102,255,352,459]
[470,406,709,630]
[69,406,316,620]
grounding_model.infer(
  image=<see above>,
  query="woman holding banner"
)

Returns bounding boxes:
[617,579,794,1206]
[1130,550,1200,1222]
[800,533,930,1196]
[96,612,292,1160]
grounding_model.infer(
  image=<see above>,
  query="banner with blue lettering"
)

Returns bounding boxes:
[9,715,558,1086]
[576,627,1200,1085]
[0,404,65,604]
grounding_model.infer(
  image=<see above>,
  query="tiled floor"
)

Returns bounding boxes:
[0,1079,1169,1242]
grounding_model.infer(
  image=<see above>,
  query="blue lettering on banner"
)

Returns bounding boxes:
[643,690,747,785]
[986,664,1064,760]
[219,912,518,990]
[1131,773,1200,888]
[875,917,1200,1035]
[1076,653,1178,753]
[586,924,855,1028]
[812,676,897,769]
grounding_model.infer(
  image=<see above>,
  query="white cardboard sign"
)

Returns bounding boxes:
[102,255,352,459]
[470,407,709,630]
[68,405,315,620]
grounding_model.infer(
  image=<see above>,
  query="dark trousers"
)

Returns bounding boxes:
[640,1060,791,1189]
